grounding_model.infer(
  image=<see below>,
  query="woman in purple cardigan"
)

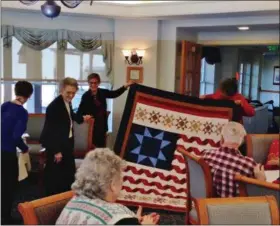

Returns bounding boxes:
[1,81,33,224]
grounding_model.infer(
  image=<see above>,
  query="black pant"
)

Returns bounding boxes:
[93,121,107,148]
[44,138,75,196]
[1,152,18,225]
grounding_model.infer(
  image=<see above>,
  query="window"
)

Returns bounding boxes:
[2,38,112,130]
[41,84,58,113]
[42,43,57,80]
[239,63,252,99]
[65,43,106,81]
[200,58,215,96]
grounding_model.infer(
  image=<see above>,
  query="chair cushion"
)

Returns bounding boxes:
[28,144,43,154]
[26,116,45,141]
[207,203,272,225]
[34,198,71,225]
[189,208,198,222]
[75,159,83,169]
[264,139,279,170]
[73,122,91,152]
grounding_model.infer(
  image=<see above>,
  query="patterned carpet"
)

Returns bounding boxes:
[11,175,186,225]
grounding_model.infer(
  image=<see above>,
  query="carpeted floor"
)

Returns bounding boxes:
[10,175,186,225]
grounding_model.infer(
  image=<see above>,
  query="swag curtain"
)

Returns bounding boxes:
[1,25,114,82]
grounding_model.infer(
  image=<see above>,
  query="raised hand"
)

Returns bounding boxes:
[254,164,266,181]
[83,115,92,122]
[124,80,135,88]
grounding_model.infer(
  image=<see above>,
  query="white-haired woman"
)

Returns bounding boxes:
[56,148,160,225]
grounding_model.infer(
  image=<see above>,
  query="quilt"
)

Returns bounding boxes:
[115,84,239,212]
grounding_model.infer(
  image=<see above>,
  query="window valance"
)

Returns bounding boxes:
[1,25,114,80]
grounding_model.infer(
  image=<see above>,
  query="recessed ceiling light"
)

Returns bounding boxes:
[238,26,250,31]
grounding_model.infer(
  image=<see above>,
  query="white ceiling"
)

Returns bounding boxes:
[1,1,279,19]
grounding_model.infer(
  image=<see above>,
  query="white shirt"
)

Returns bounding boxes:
[64,101,73,138]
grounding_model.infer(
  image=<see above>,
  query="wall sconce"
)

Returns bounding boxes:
[122,49,145,65]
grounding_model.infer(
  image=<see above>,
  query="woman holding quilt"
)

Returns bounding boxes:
[77,73,133,148]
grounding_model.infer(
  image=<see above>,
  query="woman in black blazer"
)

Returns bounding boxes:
[77,73,133,147]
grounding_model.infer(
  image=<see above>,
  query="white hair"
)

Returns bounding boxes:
[221,121,247,145]
[71,148,126,200]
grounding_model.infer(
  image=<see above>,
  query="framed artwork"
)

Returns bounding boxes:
[127,66,143,83]
[273,66,280,85]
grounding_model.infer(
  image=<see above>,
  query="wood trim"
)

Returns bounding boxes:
[235,174,280,191]
[180,41,186,94]
[196,196,279,225]
[260,89,280,94]
[126,66,143,84]
[18,191,74,225]
[18,202,39,225]
[268,196,280,225]
[195,198,209,225]
[29,113,46,117]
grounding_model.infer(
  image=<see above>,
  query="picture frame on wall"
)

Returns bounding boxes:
[127,66,143,83]
[273,66,280,85]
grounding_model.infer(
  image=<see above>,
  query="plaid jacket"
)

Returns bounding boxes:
[201,147,257,197]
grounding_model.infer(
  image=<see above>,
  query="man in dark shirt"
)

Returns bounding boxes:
[1,81,33,224]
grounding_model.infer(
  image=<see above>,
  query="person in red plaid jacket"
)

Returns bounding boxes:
[201,121,266,197]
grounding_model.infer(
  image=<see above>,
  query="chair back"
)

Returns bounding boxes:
[27,114,46,142]
[18,191,74,225]
[73,119,94,158]
[178,148,213,200]
[246,134,279,164]
[196,196,279,225]
[235,174,280,205]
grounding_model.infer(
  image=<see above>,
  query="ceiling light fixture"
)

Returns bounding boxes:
[238,26,250,31]
[19,0,94,19]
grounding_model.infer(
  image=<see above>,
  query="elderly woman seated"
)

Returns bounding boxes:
[56,148,160,225]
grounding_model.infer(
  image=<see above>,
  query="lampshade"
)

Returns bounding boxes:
[122,50,131,57]
[41,0,61,19]
[136,50,145,57]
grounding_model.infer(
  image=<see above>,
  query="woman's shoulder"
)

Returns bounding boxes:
[1,101,27,115]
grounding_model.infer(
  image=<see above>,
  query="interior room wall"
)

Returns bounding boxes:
[160,14,279,93]
[108,19,159,148]
[213,47,239,91]
[260,54,280,106]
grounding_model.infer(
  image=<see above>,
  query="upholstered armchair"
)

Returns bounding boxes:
[196,196,279,225]
[26,114,46,174]
[246,134,279,164]
[18,191,74,225]
[235,174,280,206]
[178,148,215,225]
[73,118,94,159]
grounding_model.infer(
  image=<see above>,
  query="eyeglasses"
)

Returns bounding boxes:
[89,81,99,85]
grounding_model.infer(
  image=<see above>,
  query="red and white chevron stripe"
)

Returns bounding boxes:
[118,150,188,212]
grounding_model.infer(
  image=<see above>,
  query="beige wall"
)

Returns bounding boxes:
[108,19,159,148]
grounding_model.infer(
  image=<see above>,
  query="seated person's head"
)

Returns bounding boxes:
[221,121,246,149]
[72,148,126,202]
[220,77,238,98]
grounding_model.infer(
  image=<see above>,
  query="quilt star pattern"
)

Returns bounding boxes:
[114,84,239,212]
